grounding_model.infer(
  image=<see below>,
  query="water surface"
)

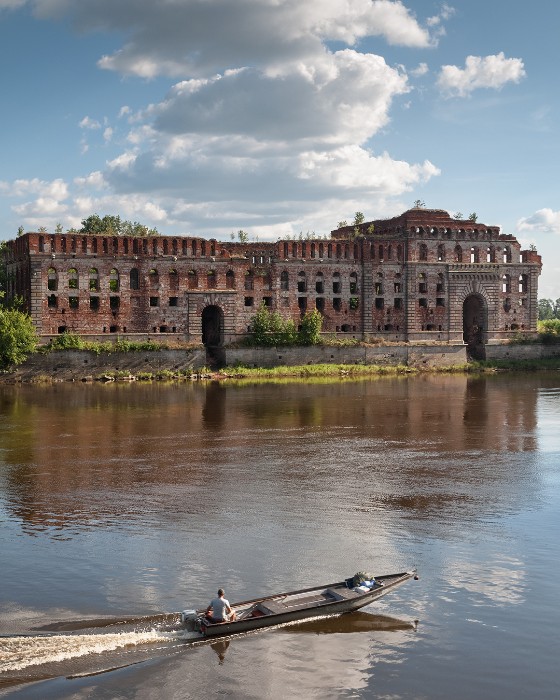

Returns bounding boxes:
[1,374,559,698]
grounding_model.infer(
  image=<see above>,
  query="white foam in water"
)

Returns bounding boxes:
[0,629,172,672]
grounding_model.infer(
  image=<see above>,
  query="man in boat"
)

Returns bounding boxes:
[206,588,237,623]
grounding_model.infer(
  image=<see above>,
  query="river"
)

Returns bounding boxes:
[1,373,559,698]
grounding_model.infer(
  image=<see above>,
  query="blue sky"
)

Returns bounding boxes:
[1,0,559,298]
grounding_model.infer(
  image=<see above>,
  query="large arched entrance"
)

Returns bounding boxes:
[202,305,225,368]
[463,294,487,360]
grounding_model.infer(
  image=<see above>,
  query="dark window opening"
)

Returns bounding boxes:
[69,296,79,309]
[316,297,325,313]
[263,296,272,307]
[48,294,57,308]
[349,297,359,310]
[90,297,100,311]
[110,296,120,310]
[436,298,445,307]
[150,297,159,307]
[394,298,403,310]
[333,298,342,311]
[298,297,307,312]
[169,297,179,307]
[419,298,428,308]
[375,298,384,309]
[244,296,254,306]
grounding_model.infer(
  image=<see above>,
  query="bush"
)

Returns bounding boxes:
[299,309,323,345]
[0,306,38,367]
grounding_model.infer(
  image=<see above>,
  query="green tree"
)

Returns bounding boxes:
[299,309,323,345]
[538,299,554,320]
[337,220,348,229]
[0,241,7,297]
[17,226,24,237]
[413,199,425,208]
[0,305,38,367]
[237,230,249,243]
[454,212,463,220]
[468,212,478,222]
[353,212,365,225]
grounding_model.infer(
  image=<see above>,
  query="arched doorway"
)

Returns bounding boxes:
[463,294,486,360]
[202,305,224,347]
[202,305,225,368]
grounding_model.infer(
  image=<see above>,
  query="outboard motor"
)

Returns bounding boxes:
[180,609,199,631]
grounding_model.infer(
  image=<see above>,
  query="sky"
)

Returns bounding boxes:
[1,0,559,298]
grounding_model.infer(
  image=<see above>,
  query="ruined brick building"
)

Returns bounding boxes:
[4,208,541,358]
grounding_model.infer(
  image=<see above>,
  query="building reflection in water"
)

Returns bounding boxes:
[0,373,549,536]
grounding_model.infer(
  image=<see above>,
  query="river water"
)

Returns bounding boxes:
[0,374,559,698]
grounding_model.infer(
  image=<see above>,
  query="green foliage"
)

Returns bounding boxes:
[0,241,7,297]
[298,309,323,345]
[454,212,463,220]
[353,212,365,226]
[249,304,321,346]
[80,214,160,237]
[43,333,165,355]
[537,319,560,344]
[538,298,560,320]
[468,212,478,222]
[0,306,38,367]
[413,199,425,208]
[337,220,348,229]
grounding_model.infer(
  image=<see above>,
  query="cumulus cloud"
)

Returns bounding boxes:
[437,52,526,97]
[3,0,447,235]
[517,208,560,234]
[30,1,436,79]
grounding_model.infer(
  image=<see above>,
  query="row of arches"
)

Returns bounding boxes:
[420,244,515,263]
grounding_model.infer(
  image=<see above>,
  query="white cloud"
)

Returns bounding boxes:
[79,116,101,130]
[410,62,429,77]
[437,52,526,97]
[0,0,27,9]
[103,127,113,142]
[517,208,560,234]
[33,1,438,80]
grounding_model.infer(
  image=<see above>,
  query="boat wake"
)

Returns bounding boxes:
[0,628,179,673]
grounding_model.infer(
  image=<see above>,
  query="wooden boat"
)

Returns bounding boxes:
[182,570,417,638]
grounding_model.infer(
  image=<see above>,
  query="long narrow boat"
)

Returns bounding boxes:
[182,570,417,638]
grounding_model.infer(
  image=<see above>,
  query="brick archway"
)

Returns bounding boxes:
[463,294,487,360]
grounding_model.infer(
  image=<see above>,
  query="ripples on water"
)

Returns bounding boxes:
[1,374,560,698]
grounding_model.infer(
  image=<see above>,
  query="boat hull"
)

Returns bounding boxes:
[194,571,415,638]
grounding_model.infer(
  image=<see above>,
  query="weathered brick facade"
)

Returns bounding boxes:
[4,208,541,355]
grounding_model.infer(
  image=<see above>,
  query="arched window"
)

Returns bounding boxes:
[328,243,333,259]
[130,268,139,290]
[149,269,159,287]
[280,271,289,290]
[292,242,297,258]
[387,245,392,260]
[297,271,307,293]
[436,273,445,292]
[419,243,428,261]
[437,244,445,262]
[418,273,427,294]
[378,245,384,261]
[47,267,58,291]
[226,270,235,289]
[263,274,272,291]
[163,239,169,255]
[319,243,324,259]
[169,269,179,290]
[332,272,341,294]
[315,272,324,294]
[455,245,462,263]
[172,239,178,255]
[519,274,528,293]
[349,272,358,294]
[503,246,512,263]
[470,247,479,263]
[245,270,254,291]
[109,268,119,292]
[336,244,342,259]
[207,270,217,288]
[283,242,289,258]
[68,268,78,290]
[89,268,99,292]
[152,239,158,255]
[310,243,316,258]
[502,274,511,293]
